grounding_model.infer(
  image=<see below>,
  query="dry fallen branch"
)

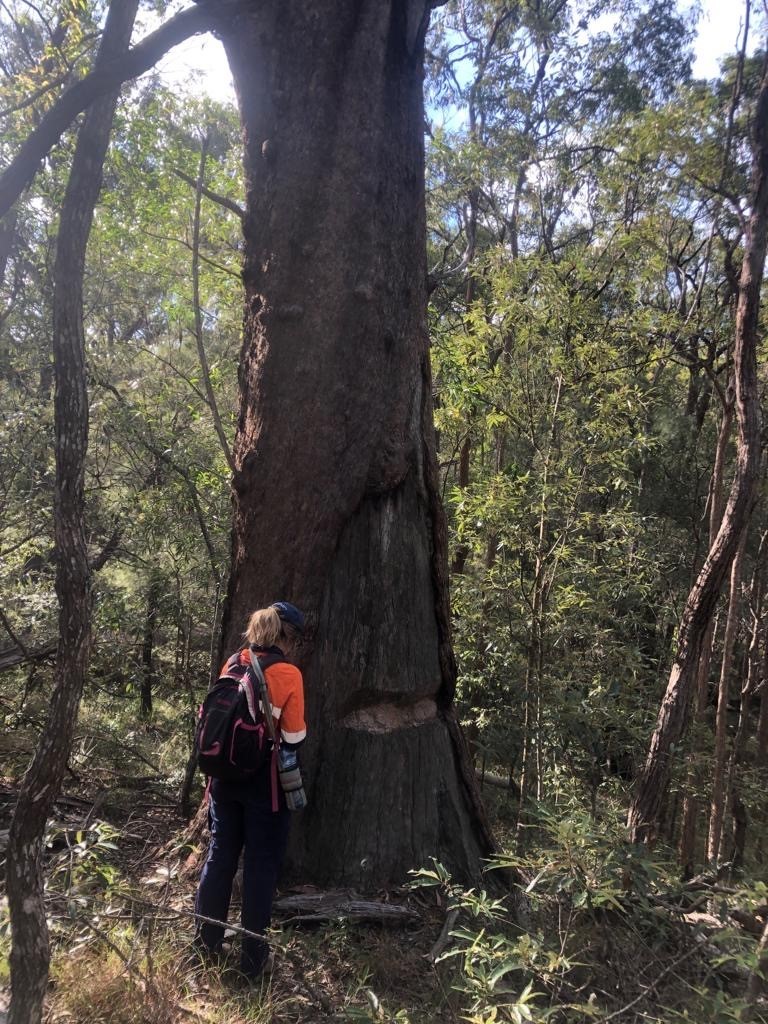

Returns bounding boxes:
[0,640,56,671]
[600,942,703,1023]
[273,890,420,926]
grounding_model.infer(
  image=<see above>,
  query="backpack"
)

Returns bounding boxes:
[195,650,282,782]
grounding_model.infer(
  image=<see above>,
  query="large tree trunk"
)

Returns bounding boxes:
[5,5,139,1023]
[218,0,494,888]
[627,55,768,845]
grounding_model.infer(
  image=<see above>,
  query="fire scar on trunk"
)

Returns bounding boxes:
[340,697,438,733]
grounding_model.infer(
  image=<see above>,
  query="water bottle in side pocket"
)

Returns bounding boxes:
[278,747,307,810]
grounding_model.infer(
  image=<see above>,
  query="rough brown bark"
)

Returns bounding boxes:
[5,5,139,1022]
[627,55,768,845]
[218,0,494,887]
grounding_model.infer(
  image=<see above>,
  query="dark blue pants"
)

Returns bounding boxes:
[195,780,291,977]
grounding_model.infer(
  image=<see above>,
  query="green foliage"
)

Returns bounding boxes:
[494,802,663,911]
[0,76,240,753]
[425,0,768,874]
[0,5,767,1021]
[45,820,122,903]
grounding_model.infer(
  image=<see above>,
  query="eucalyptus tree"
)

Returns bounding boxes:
[4,4,139,1021]
[628,46,768,846]
[423,0,703,817]
[0,0,499,920]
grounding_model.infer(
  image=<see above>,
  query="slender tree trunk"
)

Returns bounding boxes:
[140,572,162,718]
[706,529,747,863]
[178,613,199,819]
[679,393,734,873]
[755,629,768,865]
[721,527,768,868]
[517,373,562,831]
[449,192,478,578]
[517,576,542,834]
[218,0,495,887]
[0,209,17,290]
[758,666,768,767]
[5,6,139,1022]
[628,55,768,845]
[484,430,505,569]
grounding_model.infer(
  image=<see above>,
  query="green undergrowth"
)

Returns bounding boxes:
[2,683,203,818]
[1,766,766,1022]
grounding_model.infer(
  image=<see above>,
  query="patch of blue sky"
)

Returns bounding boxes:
[142,1,757,131]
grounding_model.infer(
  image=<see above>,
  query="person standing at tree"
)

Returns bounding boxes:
[194,602,306,979]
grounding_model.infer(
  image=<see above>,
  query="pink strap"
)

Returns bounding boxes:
[270,747,279,813]
[204,776,212,804]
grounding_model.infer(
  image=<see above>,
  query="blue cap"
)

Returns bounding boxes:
[272,601,305,634]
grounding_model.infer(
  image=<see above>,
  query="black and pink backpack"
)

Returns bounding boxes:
[195,651,282,782]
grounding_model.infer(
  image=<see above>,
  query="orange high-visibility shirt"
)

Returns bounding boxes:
[226,648,306,746]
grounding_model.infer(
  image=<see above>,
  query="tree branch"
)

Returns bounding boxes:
[0,608,28,658]
[0,3,219,218]
[89,525,122,572]
[172,166,244,219]
[0,641,56,672]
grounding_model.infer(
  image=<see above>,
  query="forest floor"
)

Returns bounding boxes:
[1,700,767,1023]
[0,773,466,1024]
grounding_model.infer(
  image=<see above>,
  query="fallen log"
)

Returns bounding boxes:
[730,907,768,937]
[273,890,420,926]
[0,641,56,672]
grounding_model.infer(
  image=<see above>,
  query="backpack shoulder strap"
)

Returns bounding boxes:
[247,648,282,747]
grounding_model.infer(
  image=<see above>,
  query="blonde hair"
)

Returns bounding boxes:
[244,607,300,654]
